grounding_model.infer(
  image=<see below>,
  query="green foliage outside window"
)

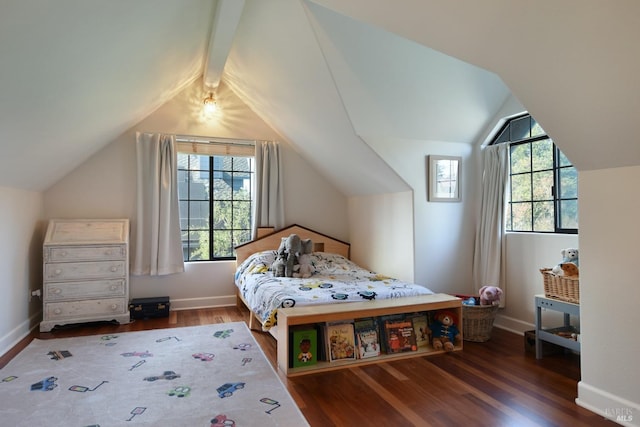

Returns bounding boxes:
[177,153,254,261]
[497,114,578,233]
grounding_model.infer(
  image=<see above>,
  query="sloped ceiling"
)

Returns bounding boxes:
[3,0,635,194]
[223,0,509,195]
[312,0,640,172]
[0,0,216,191]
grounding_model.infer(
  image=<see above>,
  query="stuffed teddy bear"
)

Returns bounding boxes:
[430,311,461,351]
[293,239,314,278]
[561,248,579,266]
[479,285,503,306]
[558,262,579,277]
[551,247,579,275]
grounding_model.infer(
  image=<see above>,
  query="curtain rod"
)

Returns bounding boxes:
[176,134,257,146]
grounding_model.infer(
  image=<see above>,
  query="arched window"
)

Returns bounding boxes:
[492,114,578,233]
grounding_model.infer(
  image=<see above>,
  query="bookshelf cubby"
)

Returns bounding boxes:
[276,293,462,376]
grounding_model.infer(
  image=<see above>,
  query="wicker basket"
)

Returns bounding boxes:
[462,304,499,342]
[540,268,580,304]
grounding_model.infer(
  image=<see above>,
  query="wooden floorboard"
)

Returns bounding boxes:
[1,306,616,427]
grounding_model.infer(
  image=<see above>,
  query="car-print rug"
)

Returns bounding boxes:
[0,322,308,426]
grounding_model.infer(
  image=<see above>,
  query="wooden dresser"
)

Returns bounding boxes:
[40,218,131,332]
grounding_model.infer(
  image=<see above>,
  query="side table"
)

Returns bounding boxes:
[534,294,580,359]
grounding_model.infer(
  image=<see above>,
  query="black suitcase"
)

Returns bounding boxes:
[129,296,170,319]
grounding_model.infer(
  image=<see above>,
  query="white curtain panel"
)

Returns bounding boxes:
[132,132,185,276]
[253,140,285,236]
[473,143,508,297]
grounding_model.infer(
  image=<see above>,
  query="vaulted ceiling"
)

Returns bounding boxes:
[1,0,638,193]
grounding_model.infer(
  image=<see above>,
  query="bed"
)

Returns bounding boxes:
[234,224,434,331]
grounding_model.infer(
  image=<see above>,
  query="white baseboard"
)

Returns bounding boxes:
[0,312,41,359]
[168,295,237,311]
[493,313,534,335]
[577,381,639,426]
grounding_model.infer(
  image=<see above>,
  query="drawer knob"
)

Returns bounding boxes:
[110,266,118,272]
[52,288,62,294]
[110,304,118,310]
[54,308,62,315]
[110,285,117,291]
[54,269,62,276]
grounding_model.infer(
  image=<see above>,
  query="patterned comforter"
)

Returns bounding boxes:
[234,251,433,330]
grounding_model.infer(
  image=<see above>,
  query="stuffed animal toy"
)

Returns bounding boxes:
[283,234,302,277]
[561,248,579,266]
[430,311,461,352]
[271,248,286,277]
[293,239,314,278]
[551,247,579,274]
[479,285,503,306]
[300,238,313,256]
[558,262,579,277]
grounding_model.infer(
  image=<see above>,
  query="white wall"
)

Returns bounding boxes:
[575,166,640,423]
[360,135,475,294]
[348,191,414,282]
[44,78,348,309]
[0,186,44,356]
[497,233,579,332]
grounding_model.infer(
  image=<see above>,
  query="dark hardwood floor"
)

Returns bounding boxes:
[1,306,615,427]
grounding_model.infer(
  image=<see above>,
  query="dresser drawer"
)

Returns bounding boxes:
[44,298,128,320]
[45,279,126,301]
[44,261,126,281]
[44,245,126,262]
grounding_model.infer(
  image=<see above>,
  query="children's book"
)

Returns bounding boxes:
[289,326,318,368]
[408,312,430,348]
[384,318,417,353]
[326,321,356,362]
[354,317,380,359]
[377,314,405,354]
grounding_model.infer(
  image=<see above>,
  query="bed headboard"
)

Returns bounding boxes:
[234,224,350,265]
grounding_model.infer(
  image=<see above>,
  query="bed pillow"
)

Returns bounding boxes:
[310,252,361,275]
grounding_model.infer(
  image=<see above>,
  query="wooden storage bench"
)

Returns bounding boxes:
[276,293,462,377]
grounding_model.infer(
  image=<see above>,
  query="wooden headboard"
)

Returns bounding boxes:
[234,224,350,265]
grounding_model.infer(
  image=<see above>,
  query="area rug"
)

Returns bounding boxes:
[0,322,308,426]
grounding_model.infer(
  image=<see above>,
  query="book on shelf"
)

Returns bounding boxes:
[354,317,380,359]
[408,312,430,348]
[316,323,327,361]
[326,321,356,362]
[377,314,406,354]
[289,325,318,368]
[384,317,418,354]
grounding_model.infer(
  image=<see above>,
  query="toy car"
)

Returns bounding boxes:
[216,382,245,398]
[192,352,215,361]
[143,370,180,381]
[211,414,236,426]
[30,376,58,391]
[233,343,251,351]
[167,385,191,398]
